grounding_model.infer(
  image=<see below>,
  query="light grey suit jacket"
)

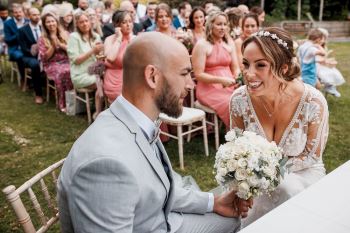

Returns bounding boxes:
[58,99,210,233]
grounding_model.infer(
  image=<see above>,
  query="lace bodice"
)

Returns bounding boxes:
[230,84,329,172]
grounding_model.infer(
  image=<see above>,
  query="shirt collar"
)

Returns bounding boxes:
[14,17,25,25]
[29,22,39,30]
[117,95,160,142]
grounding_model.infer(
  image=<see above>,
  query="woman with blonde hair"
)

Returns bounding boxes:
[230,27,327,227]
[67,11,104,118]
[192,11,240,128]
[38,12,73,112]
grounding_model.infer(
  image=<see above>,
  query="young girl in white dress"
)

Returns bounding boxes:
[230,27,328,227]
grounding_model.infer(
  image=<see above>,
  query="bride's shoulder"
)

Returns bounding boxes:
[304,84,328,107]
[231,85,247,100]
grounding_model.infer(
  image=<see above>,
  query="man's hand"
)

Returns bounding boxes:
[213,190,253,218]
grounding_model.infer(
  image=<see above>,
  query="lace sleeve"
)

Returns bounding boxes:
[229,87,246,131]
[288,90,329,172]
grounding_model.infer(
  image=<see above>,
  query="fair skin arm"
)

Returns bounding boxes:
[104,27,122,63]
[227,36,241,78]
[192,40,235,87]
[234,38,244,70]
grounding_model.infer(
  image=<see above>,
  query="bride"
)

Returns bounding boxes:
[230,27,328,227]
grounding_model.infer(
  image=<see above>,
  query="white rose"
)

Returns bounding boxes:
[247,155,259,171]
[234,168,248,181]
[227,159,238,172]
[237,158,248,168]
[225,130,237,142]
[237,181,250,199]
[259,177,270,189]
[247,174,259,187]
[263,166,277,177]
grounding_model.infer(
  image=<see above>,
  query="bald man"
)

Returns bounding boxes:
[58,32,250,233]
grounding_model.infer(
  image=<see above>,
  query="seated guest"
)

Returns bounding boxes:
[102,0,142,40]
[141,1,157,31]
[58,3,74,33]
[17,7,44,104]
[103,10,134,103]
[74,0,89,14]
[67,11,104,118]
[38,12,73,112]
[192,11,240,128]
[4,4,28,82]
[227,7,243,40]
[101,0,115,24]
[130,0,146,23]
[86,8,103,37]
[173,2,192,29]
[234,13,259,70]
[250,6,265,28]
[155,3,176,37]
[187,7,206,45]
[0,4,10,55]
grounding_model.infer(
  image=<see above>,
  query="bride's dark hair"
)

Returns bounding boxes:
[242,27,300,85]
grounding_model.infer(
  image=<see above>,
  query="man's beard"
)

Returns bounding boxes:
[156,78,184,118]
[0,16,7,21]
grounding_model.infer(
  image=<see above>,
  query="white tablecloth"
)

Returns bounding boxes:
[239,160,350,233]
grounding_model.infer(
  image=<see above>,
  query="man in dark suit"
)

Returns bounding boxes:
[4,4,29,82]
[17,7,43,104]
[140,1,157,31]
[173,2,192,29]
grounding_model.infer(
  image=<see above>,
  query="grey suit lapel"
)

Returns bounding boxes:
[109,100,171,194]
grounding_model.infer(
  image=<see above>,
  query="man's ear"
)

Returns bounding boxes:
[144,64,158,89]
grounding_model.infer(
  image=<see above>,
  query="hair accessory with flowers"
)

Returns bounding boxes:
[252,30,289,50]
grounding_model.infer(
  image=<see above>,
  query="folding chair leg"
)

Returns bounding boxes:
[85,92,92,124]
[214,114,219,150]
[202,118,209,156]
[177,125,184,170]
[187,125,192,142]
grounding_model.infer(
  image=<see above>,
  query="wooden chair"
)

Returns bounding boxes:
[22,68,32,92]
[159,107,209,170]
[189,85,220,150]
[10,61,21,87]
[2,159,65,233]
[75,88,95,124]
[46,77,58,108]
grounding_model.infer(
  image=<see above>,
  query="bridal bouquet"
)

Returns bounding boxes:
[214,129,287,200]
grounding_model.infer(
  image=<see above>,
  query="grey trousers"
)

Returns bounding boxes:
[176,212,241,233]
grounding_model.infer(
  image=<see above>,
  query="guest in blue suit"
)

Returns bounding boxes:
[173,2,192,29]
[17,7,43,104]
[4,4,28,81]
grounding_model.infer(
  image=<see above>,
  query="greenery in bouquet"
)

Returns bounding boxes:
[214,129,288,200]
[236,72,245,86]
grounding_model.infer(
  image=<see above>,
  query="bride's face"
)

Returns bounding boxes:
[242,42,279,96]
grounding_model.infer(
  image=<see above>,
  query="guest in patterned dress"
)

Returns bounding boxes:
[38,12,73,112]
[103,10,134,103]
[192,11,240,128]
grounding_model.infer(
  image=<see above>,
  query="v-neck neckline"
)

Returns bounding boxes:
[245,84,308,147]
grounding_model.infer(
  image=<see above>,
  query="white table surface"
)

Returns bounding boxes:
[239,160,350,233]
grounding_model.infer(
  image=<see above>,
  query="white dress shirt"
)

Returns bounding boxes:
[29,22,41,41]
[117,95,214,212]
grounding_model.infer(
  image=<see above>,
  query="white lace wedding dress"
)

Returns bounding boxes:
[230,84,328,228]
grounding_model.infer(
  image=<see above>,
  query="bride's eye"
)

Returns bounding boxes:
[256,63,267,68]
[242,62,249,69]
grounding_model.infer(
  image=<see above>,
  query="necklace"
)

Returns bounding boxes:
[260,98,275,118]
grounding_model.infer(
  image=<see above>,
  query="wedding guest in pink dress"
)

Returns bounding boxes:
[192,11,240,128]
[38,12,73,112]
[103,10,133,103]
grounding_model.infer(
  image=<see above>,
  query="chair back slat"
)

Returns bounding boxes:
[2,185,36,233]
[28,187,48,226]
[3,159,65,233]
[39,179,57,216]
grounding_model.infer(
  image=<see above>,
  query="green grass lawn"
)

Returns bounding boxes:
[0,42,349,232]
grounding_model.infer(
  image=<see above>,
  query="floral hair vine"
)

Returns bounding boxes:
[252,31,289,50]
